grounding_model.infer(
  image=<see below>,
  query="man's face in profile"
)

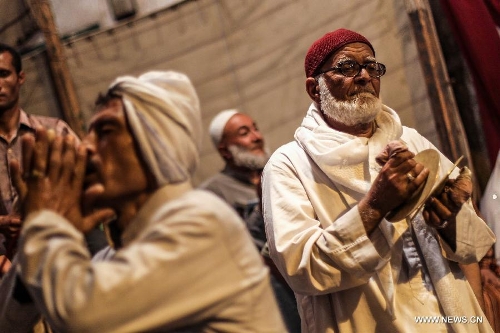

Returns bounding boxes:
[83,98,150,209]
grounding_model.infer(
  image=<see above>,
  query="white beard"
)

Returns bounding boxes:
[228,145,270,170]
[317,75,382,126]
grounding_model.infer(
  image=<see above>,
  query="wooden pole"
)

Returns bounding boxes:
[404,0,479,197]
[27,0,85,138]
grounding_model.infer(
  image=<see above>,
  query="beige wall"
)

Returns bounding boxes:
[19,0,439,185]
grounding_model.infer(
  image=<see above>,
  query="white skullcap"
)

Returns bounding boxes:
[209,109,239,147]
[109,71,201,185]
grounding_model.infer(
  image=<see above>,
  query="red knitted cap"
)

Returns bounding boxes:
[304,28,375,78]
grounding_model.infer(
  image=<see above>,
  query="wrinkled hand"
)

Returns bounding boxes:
[0,214,21,241]
[10,127,115,234]
[374,140,409,166]
[423,166,472,230]
[358,141,429,232]
[363,141,429,215]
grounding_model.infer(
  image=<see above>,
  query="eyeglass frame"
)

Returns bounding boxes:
[316,60,387,78]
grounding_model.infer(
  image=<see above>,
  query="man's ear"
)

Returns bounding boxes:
[218,142,232,161]
[17,71,26,86]
[305,77,320,104]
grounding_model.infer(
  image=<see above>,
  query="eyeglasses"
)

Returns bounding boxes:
[317,60,386,78]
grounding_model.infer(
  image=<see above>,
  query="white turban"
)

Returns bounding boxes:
[209,109,238,147]
[109,71,201,185]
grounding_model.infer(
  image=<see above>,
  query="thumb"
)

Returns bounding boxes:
[81,208,116,234]
[375,140,408,166]
[449,166,472,202]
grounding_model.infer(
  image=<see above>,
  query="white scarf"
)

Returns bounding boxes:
[295,103,403,194]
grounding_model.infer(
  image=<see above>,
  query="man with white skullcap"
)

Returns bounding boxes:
[200,110,301,332]
[200,109,269,219]
[0,71,286,332]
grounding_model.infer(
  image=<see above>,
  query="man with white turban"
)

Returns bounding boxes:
[0,71,286,332]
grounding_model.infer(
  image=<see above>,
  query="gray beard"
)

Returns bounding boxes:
[317,75,382,126]
[228,145,270,170]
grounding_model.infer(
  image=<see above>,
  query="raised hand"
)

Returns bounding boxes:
[367,141,428,214]
[423,167,472,231]
[10,127,115,234]
[358,141,429,233]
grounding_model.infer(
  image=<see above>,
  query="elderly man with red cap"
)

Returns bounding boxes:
[262,28,495,332]
[0,71,286,332]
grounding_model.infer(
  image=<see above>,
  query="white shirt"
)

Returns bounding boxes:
[0,182,286,332]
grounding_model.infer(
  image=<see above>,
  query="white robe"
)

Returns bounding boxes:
[262,103,495,333]
[0,182,286,332]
